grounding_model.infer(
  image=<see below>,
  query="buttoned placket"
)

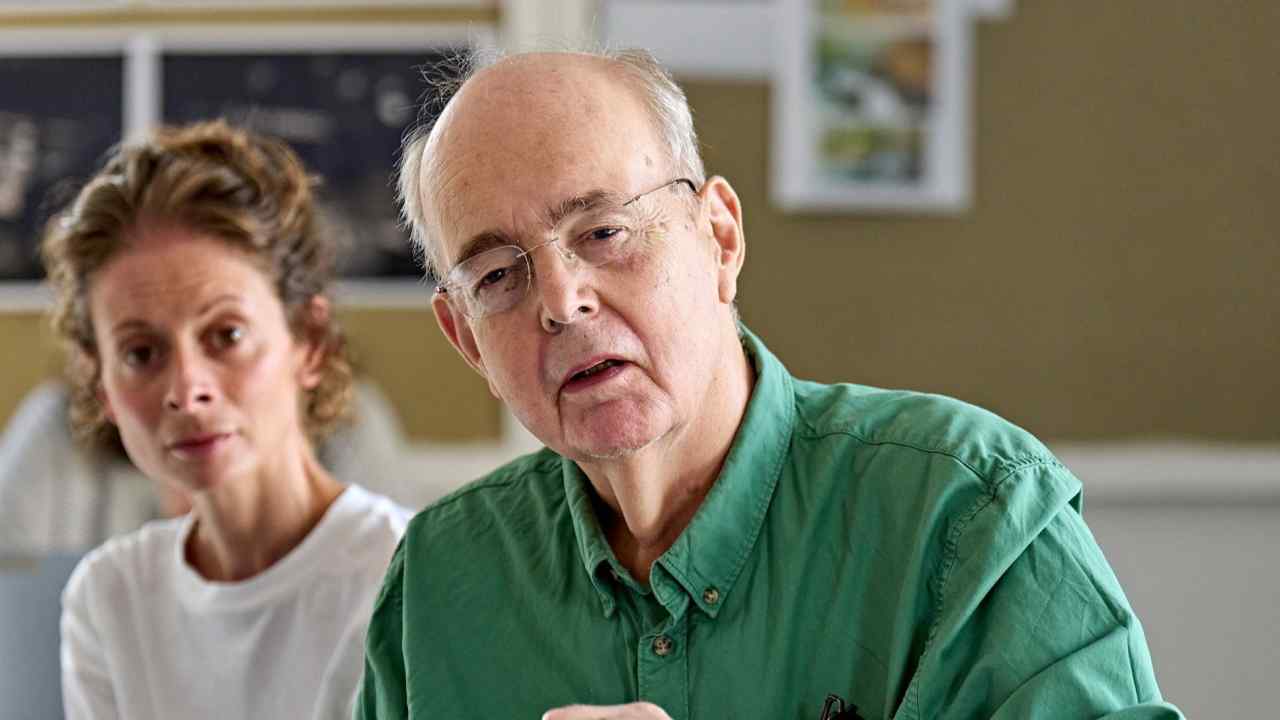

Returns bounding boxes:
[562,327,792,720]
[635,566,692,720]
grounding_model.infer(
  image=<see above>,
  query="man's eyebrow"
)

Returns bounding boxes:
[544,189,626,229]
[453,232,510,266]
[452,188,628,267]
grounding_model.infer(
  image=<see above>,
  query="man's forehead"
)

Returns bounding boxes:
[423,58,666,264]
[430,52,661,167]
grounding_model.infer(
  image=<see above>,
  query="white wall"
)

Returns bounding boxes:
[1086,503,1280,719]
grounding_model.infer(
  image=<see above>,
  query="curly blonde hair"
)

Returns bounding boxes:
[41,119,352,448]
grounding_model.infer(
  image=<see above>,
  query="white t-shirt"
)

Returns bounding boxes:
[60,485,413,720]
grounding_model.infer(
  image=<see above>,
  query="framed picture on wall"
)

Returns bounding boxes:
[0,24,492,309]
[772,0,972,213]
[0,38,127,296]
[162,50,440,280]
[146,25,492,303]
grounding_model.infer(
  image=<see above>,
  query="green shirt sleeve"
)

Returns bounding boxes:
[355,538,409,720]
[905,461,1184,719]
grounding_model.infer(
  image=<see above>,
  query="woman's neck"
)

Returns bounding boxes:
[184,447,344,583]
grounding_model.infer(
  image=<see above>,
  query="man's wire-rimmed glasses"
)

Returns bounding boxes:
[435,177,699,320]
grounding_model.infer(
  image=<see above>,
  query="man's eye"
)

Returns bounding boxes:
[473,266,512,297]
[585,227,623,243]
[474,267,509,292]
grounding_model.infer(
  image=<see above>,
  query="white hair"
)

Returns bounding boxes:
[395,46,706,279]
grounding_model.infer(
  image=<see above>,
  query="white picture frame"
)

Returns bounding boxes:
[772,0,972,213]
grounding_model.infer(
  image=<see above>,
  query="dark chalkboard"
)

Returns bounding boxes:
[163,50,461,279]
[0,56,124,281]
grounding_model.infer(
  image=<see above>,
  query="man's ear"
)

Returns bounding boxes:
[432,291,490,382]
[296,296,333,390]
[700,175,746,304]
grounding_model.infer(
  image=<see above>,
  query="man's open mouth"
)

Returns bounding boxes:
[561,358,631,393]
[571,359,624,382]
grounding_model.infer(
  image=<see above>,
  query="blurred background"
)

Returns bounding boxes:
[1,1,1276,717]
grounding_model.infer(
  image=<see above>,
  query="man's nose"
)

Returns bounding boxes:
[531,243,598,333]
[164,348,216,413]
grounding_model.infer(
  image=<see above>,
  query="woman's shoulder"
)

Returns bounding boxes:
[300,485,412,577]
[63,516,187,608]
[335,484,415,536]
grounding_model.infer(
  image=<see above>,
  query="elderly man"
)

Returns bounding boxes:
[358,49,1182,720]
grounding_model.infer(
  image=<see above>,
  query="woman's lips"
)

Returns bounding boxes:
[168,433,232,459]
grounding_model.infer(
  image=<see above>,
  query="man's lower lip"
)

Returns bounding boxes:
[561,362,628,394]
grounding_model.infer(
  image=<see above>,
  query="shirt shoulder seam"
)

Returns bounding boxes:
[794,418,1061,493]
[910,457,1070,716]
[911,487,996,716]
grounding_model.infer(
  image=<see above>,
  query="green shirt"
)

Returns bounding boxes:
[358,329,1183,719]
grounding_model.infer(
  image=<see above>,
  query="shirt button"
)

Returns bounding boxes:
[702,587,720,605]
[652,634,674,657]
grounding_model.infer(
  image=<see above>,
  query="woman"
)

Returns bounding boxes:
[44,120,411,719]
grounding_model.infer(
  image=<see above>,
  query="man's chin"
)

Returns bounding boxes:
[546,394,675,462]
[562,415,667,462]
[572,438,654,462]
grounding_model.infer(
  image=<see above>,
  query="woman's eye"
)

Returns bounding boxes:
[122,345,155,368]
[212,325,245,349]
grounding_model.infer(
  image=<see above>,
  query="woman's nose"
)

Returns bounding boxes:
[163,350,216,412]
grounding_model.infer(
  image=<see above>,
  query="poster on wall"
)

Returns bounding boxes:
[0,25,489,308]
[161,48,463,280]
[773,0,971,212]
[0,54,124,283]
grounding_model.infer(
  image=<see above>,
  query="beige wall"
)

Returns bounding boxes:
[2,0,1276,443]
[694,0,1279,442]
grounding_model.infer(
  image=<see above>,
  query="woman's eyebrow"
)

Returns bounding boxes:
[197,294,245,315]
[109,318,151,337]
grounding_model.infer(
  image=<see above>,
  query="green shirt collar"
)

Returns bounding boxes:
[563,325,796,619]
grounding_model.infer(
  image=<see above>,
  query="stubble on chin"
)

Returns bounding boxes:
[560,395,674,462]
[575,436,653,462]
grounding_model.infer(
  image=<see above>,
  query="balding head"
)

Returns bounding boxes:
[397,49,704,277]
[413,49,748,466]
